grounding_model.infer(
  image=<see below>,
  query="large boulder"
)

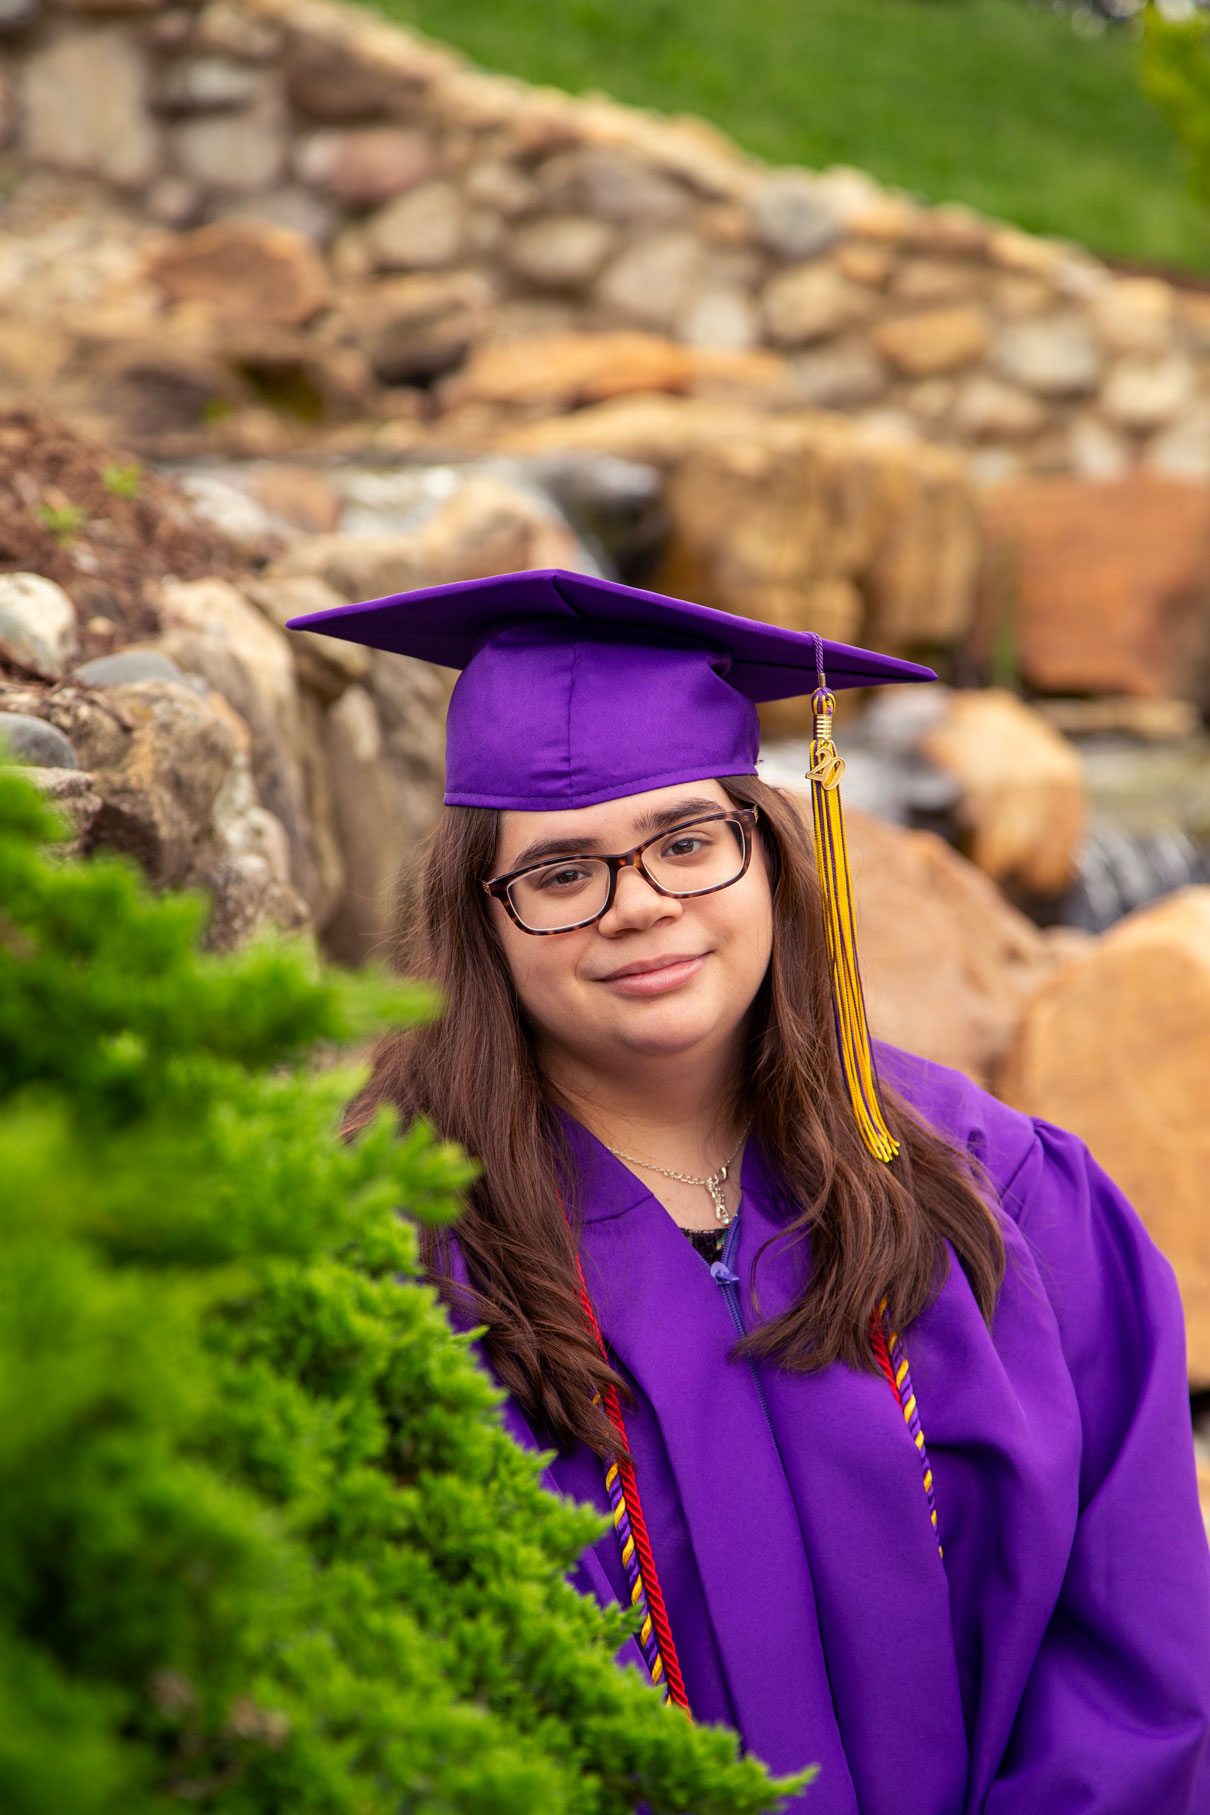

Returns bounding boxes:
[56,677,240,889]
[653,415,980,681]
[157,576,314,906]
[320,653,451,967]
[919,689,1087,898]
[980,476,1210,707]
[997,887,1210,1384]
[45,676,307,948]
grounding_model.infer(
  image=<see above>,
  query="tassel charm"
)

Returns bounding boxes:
[807,663,900,1166]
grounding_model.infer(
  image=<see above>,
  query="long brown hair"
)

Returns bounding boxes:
[347,775,1006,1457]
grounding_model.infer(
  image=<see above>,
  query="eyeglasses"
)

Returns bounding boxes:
[482,808,758,935]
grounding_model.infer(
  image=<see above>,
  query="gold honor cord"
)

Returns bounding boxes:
[807,684,900,1165]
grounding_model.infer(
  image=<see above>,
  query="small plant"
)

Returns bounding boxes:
[101,462,142,500]
[32,499,86,546]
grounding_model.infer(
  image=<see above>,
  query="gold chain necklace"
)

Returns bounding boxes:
[607,1128,748,1227]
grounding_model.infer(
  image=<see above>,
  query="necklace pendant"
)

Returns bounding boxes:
[707,1173,731,1226]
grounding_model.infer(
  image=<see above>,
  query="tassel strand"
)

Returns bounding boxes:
[807,673,899,1165]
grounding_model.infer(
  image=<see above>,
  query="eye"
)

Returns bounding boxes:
[658,823,722,861]
[530,862,594,893]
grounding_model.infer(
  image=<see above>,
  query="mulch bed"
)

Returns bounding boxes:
[0,410,238,664]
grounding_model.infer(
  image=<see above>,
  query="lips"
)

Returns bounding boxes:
[595,952,708,997]
[598,952,704,982]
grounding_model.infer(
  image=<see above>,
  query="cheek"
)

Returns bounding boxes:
[725,859,774,962]
[490,907,584,1019]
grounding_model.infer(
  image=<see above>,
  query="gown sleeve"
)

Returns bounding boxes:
[985,1116,1210,1813]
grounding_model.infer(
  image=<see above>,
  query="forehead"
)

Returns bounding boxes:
[493,779,733,869]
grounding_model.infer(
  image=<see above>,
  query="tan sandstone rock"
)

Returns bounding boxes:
[41,671,309,944]
[760,264,872,347]
[443,331,698,410]
[320,654,450,965]
[441,332,788,415]
[593,231,704,331]
[981,475,1210,706]
[282,13,456,121]
[22,29,159,189]
[633,414,980,662]
[1100,353,1194,434]
[500,394,771,465]
[145,220,330,327]
[1090,278,1176,357]
[293,126,435,207]
[919,689,1087,897]
[950,376,1047,442]
[22,766,103,855]
[59,677,240,888]
[997,887,1210,1383]
[157,577,313,907]
[170,81,289,191]
[992,314,1103,398]
[872,305,992,377]
[364,181,467,271]
[504,214,617,290]
[248,571,369,700]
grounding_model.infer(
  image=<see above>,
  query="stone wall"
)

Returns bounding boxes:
[3,0,1210,485]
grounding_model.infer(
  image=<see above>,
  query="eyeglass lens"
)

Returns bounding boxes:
[507,817,747,931]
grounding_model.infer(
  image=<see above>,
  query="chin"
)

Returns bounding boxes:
[609,1012,724,1060]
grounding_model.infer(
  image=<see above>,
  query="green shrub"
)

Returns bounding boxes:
[1142,4,1210,206]
[0,764,805,1814]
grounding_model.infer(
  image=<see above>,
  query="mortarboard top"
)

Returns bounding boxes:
[287,567,935,814]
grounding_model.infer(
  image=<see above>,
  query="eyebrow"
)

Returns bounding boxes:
[504,797,726,872]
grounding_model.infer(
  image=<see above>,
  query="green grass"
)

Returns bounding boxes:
[368,0,1210,272]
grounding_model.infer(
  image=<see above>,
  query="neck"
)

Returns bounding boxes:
[540,1033,746,1173]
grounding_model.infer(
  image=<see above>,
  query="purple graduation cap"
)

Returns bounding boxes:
[287,566,936,1162]
[286,566,932,810]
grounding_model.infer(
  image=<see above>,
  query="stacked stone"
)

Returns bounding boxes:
[1,0,1210,485]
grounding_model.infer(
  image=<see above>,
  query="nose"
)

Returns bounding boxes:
[597,862,682,936]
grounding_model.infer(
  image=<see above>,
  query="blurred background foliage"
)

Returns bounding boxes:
[1142,5,1210,209]
[365,0,1210,272]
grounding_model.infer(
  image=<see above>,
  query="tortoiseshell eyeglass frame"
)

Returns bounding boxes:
[481,807,759,935]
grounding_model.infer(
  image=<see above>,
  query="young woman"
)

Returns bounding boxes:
[293,567,1210,1814]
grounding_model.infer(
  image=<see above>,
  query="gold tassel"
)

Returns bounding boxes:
[807,680,900,1165]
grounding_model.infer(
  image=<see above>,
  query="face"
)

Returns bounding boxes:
[486,780,774,1089]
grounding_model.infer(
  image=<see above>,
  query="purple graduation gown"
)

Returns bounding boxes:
[493,1045,1210,1813]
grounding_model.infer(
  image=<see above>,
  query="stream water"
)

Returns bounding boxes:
[1062,740,1210,930]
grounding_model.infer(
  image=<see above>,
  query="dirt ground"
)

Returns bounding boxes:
[0,410,237,665]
